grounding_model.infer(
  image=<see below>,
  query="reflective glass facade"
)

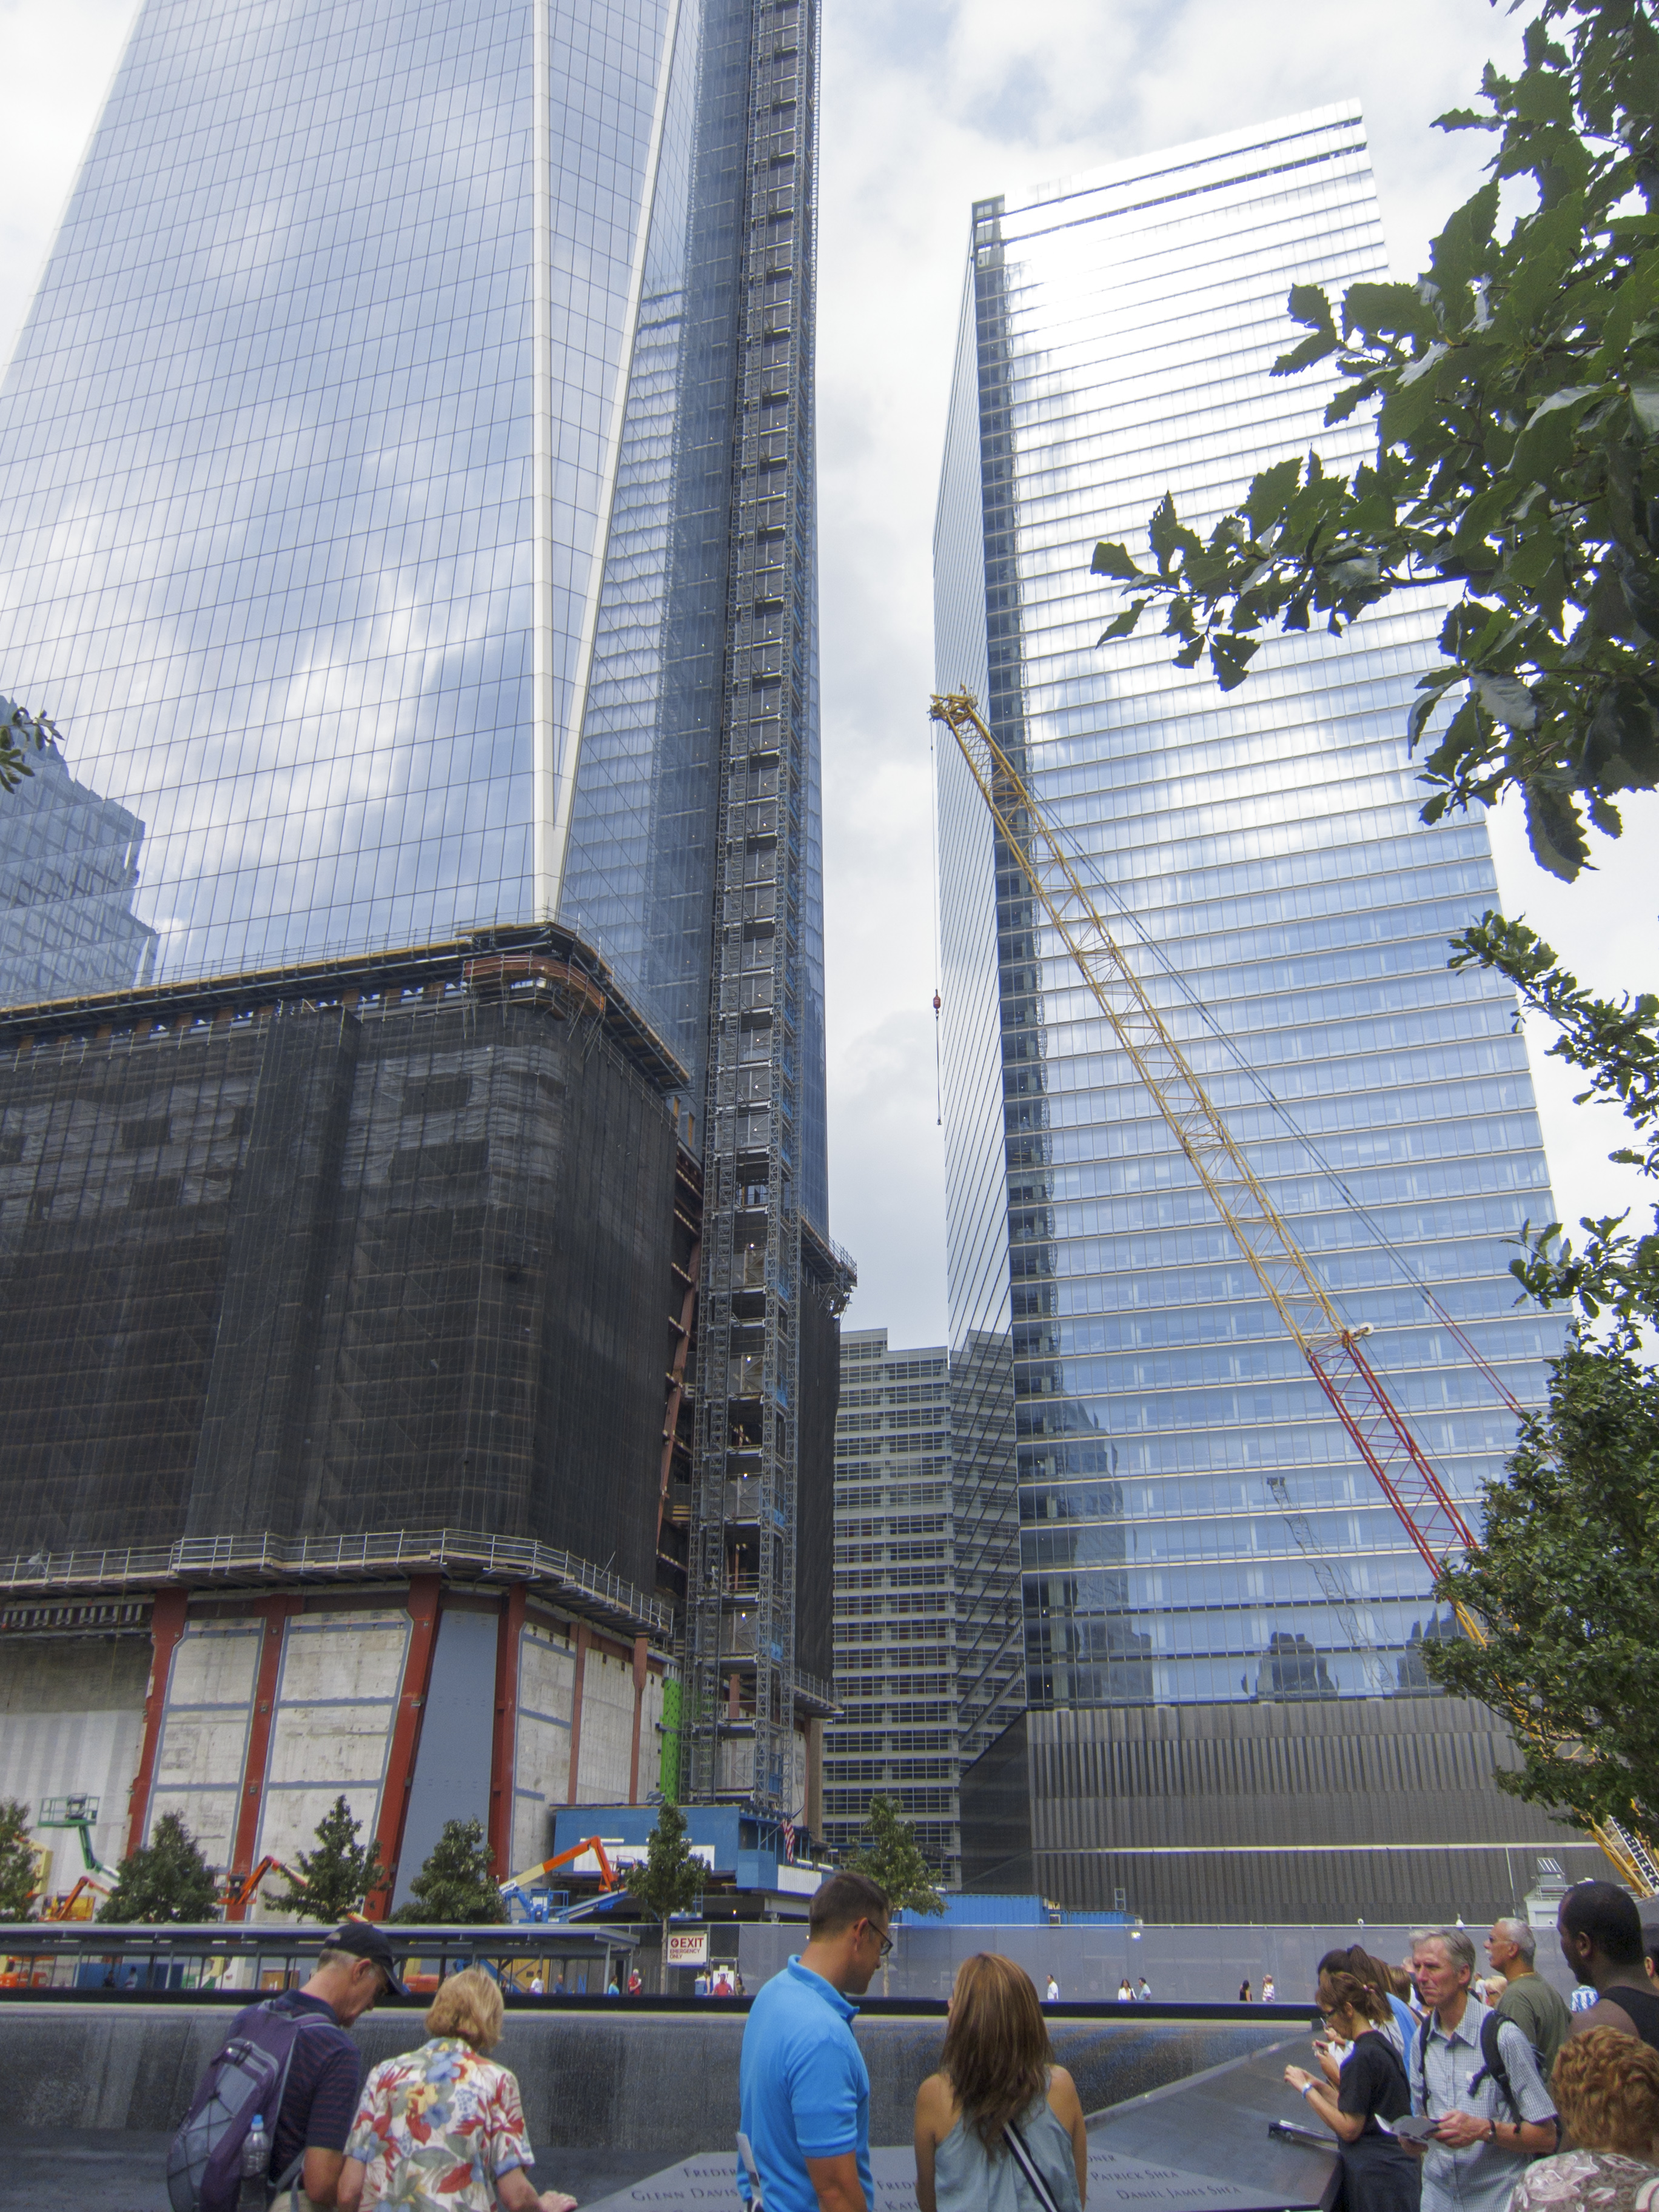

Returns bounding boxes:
[934,109,1563,1713]
[0,0,827,1196]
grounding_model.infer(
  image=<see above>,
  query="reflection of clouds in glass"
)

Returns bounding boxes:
[937,118,1566,1712]
[0,0,670,991]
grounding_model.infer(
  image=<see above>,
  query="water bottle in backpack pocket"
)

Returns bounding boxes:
[167,1997,324,2212]
[239,2117,271,2212]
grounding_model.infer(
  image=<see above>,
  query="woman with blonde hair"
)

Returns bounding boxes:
[914,1953,1087,2212]
[337,1967,576,2212]
[1509,2029,1659,2212]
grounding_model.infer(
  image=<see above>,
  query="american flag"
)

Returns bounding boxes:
[780,1820,797,1862]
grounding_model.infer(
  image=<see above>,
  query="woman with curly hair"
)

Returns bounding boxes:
[914,1954,1087,2212]
[1284,1965,1419,2212]
[1510,2029,1659,2212]
[337,1968,575,2212]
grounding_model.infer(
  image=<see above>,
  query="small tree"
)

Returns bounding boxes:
[624,1800,705,1985]
[0,1800,39,1922]
[846,1794,945,1917]
[1424,1335,1659,1845]
[272,1795,388,1923]
[392,1818,504,1924]
[98,1811,219,1923]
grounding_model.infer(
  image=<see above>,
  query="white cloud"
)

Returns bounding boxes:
[2,0,1652,1353]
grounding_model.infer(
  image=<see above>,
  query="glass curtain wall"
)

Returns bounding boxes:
[0,0,828,1173]
[933,108,1562,1711]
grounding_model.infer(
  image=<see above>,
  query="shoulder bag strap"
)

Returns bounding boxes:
[1002,2120,1065,2212]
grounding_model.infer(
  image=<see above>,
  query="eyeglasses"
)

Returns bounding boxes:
[863,1922,894,1958]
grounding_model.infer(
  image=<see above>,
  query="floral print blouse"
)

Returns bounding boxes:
[1511,2151,1659,2212]
[344,2037,535,2212]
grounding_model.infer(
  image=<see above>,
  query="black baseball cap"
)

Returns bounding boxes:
[327,1919,410,1997]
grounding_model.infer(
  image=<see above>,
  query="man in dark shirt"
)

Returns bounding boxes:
[232,1921,406,2207]
[1560,1882,1659,2051]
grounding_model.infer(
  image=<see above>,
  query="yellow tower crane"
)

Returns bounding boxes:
[929,686,1657,1898]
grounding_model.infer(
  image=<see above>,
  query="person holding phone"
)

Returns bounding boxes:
[1285,1965,1420,2212]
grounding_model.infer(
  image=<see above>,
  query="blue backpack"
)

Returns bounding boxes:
[167,1996,330,2212]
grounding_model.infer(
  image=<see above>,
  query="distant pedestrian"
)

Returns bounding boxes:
[1561,1885,1659,2053]
[1486,1919,1571,2085]
[914,1954,1087,2212]
[1118,1978,1133,2002]
[1136,1979,1151,2003]
[1509,2028,1659,2212]
[1409,1925,1558,2212]
[606,1973,621,1997]
[338,1968,575,2212]
[1283,1962,1419,2212]
[1240,1980,1253,2004]
[1044,1974,1059,2004]
[1263,1974,1276,2004]
[626,1968,643,1997]
[738,1869,890,2212]
[528,1977,543,1997]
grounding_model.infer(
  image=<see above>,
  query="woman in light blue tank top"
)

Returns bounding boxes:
[914,1954,1087,2212]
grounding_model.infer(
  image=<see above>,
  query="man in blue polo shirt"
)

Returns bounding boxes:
[739,1871,891,2212]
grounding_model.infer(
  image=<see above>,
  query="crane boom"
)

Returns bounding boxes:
[929,686,1656,1897]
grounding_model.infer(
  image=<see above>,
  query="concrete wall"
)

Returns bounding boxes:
[254,1606,408,1872]
[0,2003,1294,2155]
[735,1920,1586,2008]
[0,1634,147,1876]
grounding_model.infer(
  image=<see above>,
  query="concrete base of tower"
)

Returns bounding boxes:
[959,1700,1607,1923]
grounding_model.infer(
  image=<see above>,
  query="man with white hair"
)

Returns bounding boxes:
[1409,1925,1557,2212]
[1487,1916,1570,2081]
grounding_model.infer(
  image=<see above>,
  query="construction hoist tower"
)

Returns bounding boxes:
[930,686,1657,1898]
[683,0,830,1814]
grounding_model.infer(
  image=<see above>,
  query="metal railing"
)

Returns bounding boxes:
[0,1527,672,1641]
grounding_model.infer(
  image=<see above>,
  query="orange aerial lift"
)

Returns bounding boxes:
[498,1836,621,1920]
[930,687,1657,1898]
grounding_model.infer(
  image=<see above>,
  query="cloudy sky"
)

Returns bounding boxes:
[2,0,1655,1348]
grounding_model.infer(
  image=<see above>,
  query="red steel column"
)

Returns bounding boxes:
[565,1623,590,1805]
[488,1584,528,1877]
[225,1594,299,1920]
[366,1575,442,1920]
[626,1635,649,1805]
[126,1588,189,1858]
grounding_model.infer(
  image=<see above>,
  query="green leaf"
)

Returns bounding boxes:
[1209,634,1260,689]
[1285,283,1338,337]
[1430,181,1501,298]
[1091,540,1142,580]
[1342,282,1442,344]
[1148,493,1199,574]
[1512,65,1576,124]
[1475,672,1539,731]
[1631,384,1659,438]
[1523,779,1590,880]
[1097,598,1148,643]
[1242,457,1302,537]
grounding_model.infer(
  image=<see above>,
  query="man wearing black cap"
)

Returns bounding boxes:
[232,1920,407,2210]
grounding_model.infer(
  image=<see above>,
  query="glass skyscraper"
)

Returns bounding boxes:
[0,0,839,1815]
[936,109,1583,1919]
[0,0,825,1199]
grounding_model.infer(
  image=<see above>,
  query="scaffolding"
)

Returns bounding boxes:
[683,0,833,1814]
[0,927,690,1612]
